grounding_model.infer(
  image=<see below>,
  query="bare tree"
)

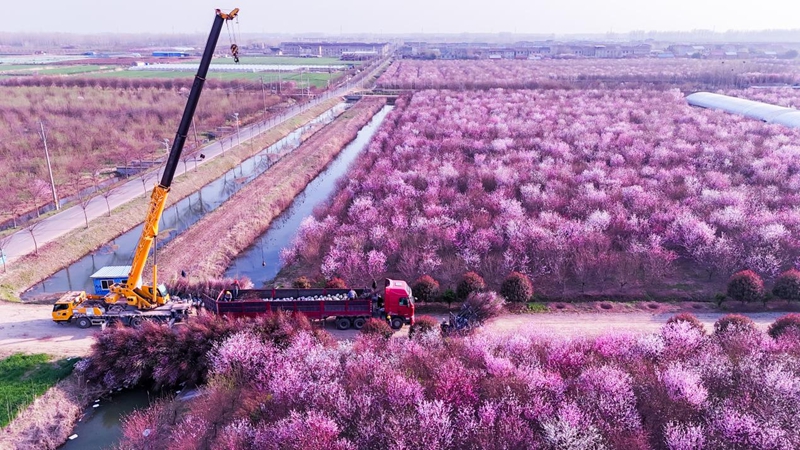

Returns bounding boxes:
[93,172,118,217]
[25,220,46,256]
[69,177,93,229]
[21,177,51,218]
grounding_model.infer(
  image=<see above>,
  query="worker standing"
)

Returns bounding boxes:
[232,279,240,299]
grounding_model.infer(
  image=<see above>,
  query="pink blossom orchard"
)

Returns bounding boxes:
[283,88,800,292]
[376,59,800,90]
[118,317,800,449]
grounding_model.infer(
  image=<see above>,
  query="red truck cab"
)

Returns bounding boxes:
[382,278,415,329]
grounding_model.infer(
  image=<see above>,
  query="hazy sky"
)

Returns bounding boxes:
[11,0,800,35]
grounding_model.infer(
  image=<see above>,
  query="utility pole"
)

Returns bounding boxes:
[233,112,240,146]
[260,75,267,115]
[192,119,200,149]
[39,121,59,211]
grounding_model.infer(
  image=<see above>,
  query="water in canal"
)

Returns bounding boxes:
[224,105,393,285]
[24,104,347,298]
[59,389,152,450]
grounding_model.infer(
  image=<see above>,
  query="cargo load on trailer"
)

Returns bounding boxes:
[204,278,415,330]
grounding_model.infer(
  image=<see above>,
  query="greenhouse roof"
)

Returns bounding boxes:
[686,92,800,129]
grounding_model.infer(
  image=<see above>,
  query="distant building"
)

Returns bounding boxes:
[280,42,389,58]
[152,51,190,57]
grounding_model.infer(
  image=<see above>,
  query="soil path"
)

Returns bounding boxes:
[1,301,786,359]
[0,302,94,359]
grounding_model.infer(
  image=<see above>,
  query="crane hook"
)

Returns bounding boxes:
[230,44,239,63]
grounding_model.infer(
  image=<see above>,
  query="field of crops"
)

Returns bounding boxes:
[282,88,800,297]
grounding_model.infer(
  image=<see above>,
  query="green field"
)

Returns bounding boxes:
[213,56,361,66]
[0,64,39,72]
[0,64,108,75]
[86,69,343,87]
[0,354,77,427]
[34,65,109,75]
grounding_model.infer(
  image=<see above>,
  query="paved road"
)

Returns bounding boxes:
[1,59,387,268]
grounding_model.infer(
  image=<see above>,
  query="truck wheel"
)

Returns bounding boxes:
[76,317,92,329]
[390,317,404,330]
[352,317,366,330]
[335,317,351,330]
[130,316,144,328]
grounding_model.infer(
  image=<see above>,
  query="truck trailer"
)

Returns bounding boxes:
[204,279,415,330]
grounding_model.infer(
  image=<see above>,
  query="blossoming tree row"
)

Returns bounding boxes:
[376,59,800,90]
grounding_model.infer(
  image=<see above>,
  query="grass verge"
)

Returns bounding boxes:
[0,98,342,302]
[0,354,77,427]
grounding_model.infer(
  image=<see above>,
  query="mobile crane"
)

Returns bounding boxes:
[53,8,240,328]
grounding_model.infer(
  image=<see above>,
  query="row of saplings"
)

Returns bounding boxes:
[726,268,800,304]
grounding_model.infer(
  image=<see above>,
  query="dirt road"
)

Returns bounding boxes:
[0,301,787,359]
[480,311,784,338]
[0,302,94,359]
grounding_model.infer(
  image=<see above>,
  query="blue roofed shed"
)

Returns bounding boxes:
[90,266,131,295]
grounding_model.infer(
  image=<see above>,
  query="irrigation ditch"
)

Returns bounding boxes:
[224,104,394,285]
[152,97,387,283]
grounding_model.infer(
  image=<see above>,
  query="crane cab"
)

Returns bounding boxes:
[52,291,104,323]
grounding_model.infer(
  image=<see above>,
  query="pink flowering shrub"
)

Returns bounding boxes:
[283,89,800,295]
[727,270,765,303]
[114,313,800,449]
[499,271,534,303]
[772,269,800,301]
[76,312,325,391]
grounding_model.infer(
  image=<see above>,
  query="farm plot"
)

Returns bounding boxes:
[0,81,281,224]
[376,59,800,90]
[282,88,800,297]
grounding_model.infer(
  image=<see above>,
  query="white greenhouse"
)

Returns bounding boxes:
[686,92,800,129]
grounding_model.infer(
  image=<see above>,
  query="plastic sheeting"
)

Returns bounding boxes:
[686,92,800,129]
